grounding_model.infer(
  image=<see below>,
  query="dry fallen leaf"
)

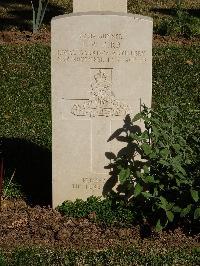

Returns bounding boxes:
[186,60,193,65]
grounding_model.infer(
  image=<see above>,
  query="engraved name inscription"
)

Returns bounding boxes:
[57,32,147,64]
[72,177,107,191]
[71,69,130,117]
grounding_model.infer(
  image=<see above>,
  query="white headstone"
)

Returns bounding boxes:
[52,1,153,207]
[73,0,127,13]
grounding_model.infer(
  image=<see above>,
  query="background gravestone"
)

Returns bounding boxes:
[52,0,153,207]
[73,0,127,12]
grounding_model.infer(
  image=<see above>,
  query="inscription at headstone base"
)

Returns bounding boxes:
[52,0,153,207]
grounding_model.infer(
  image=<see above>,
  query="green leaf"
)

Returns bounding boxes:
[39,0,49,29]
[159,196,168,210]
[143,165,150,174]
[155,219,163,232]
[141,192,152,199]
[36,0,43,30]
[141,131,149,140]
[167,202,174,211]
[176,179,181,187]
[173,144,181,152]
[159,159,169,166]
[146,175,159,184]
[152,126,159,137]
[149,152,157,159]
[172,159,186,175]
[130,133,140,141]
[119,168,130,185]
[153,188,158,197]
[166,211,174,222]
[132,113,143,122]
[172,206,182,213]
[180,204,192,217]
[185,159,192,164]
[141,143,152,155]
[191,189,199,202]
[160,149,170,158]
[177,165,186,176]
[160,184,164,190]
[31,1,36,29]
[134,183,143,197]
[194,208,200,220]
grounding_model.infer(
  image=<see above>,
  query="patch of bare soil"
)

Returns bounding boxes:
[0,199,199,252]
[153,34,200,46]
[0,29,51,45]
[0,30,199,46]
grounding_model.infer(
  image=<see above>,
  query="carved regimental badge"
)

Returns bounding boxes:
[71,68,130,117]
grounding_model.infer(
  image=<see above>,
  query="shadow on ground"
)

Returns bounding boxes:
[0,0,71,31]
[1,138,52,206]
[151,7,200,18]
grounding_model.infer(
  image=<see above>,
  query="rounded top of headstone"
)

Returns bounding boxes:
[73,0,127,13]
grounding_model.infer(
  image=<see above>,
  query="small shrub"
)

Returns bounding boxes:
[31,0,49,34]
[112,105,200,231]
[58,196,137,227]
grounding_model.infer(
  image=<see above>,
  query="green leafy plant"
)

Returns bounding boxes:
[31,0,49,34]
[112,105,200,231]
[58,196,136,227]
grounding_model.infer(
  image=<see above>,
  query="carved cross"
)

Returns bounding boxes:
[70,68,131,174]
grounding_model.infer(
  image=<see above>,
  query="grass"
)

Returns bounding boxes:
[0,45,51,149]
[0,246,199,265]
[153,45,200,108]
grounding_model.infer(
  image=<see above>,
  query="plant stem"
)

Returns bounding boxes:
[3,169,16,200]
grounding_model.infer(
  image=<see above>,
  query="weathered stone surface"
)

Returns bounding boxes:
[73,0,127,13]
[52,11,153,207]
